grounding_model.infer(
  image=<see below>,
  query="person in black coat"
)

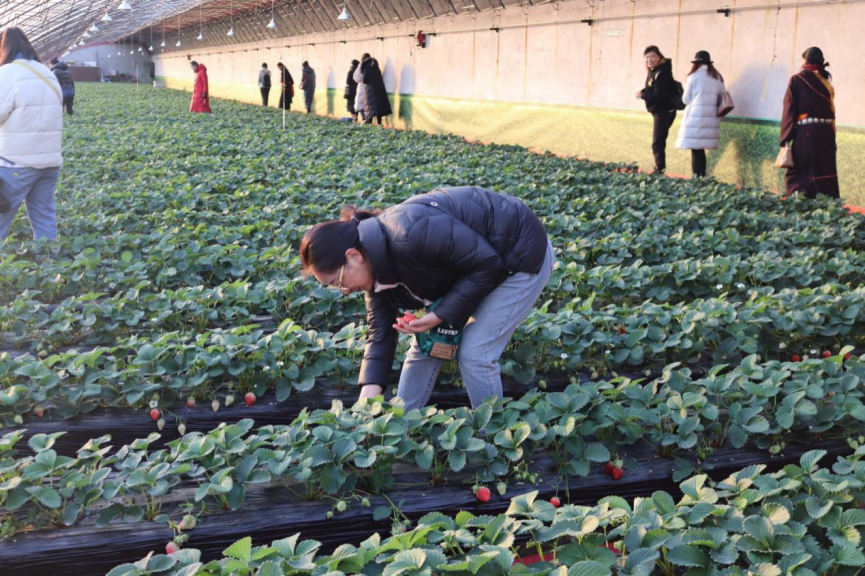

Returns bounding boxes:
[345,59,359,121]
[360,57,392,126]
[637,46,677,174]
[277,62,294,110]
[300,187,554,411]
[50,59,75,115]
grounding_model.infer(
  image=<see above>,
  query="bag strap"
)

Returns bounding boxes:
[13,61,63,103]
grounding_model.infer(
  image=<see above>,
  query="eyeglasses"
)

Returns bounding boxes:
[330,264,345,292]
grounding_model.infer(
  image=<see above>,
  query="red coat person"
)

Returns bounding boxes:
[189,61,211,113]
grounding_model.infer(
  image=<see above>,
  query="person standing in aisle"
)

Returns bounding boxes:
[361,57,392,126]
[50,58,75,115]
[675,51,725,178]
[637,46,677,175]
[258,63,271,107]
[277,62,294,110]
[0,27,63,241]
[779,47,839,199]
[300,61,316,114]
[189,61,211,113]
[345,59,359,122]
[353,53,370,123]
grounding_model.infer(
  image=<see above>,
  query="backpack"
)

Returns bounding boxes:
[672,80,686,110]
[262,71,271,89]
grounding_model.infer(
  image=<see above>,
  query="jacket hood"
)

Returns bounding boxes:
[197,64,207,72]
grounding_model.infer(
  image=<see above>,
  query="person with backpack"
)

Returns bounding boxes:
[637,45,681,175]
[50,58,75,115]
[675,51,726,178]
[258,63,271,107]
[0,28,64,241]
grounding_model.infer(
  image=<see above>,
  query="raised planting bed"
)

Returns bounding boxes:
[0,436,850,576]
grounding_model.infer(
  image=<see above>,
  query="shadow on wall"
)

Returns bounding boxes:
[708,64,788,190]
[382,58,396,128]
[398,62,416,130]
[327,68,335,116]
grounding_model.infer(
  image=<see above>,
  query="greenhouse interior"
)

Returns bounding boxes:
[0,0,864,575]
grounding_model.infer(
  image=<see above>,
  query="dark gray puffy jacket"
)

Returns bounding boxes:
[356,186,548,387]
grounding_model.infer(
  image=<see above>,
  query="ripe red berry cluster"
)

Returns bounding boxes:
[604,459,624,480]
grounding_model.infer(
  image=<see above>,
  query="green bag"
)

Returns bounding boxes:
[414,298,461,360]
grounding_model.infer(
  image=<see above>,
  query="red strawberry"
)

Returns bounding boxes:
[245,392,256,407]
[476,486,491,502]
[187,397,195,409]
[550,497,561,508]
[611,468,624,481]
[150,408,161,421]
[844,353,852,361]
[166,541,178,554]
[822,350,832,358]
[33,406,45,418]
[403,312,417,322]
[792,355,801,362]
[603,542,620,555]
[604,462,614,474]
[619,326,626,335]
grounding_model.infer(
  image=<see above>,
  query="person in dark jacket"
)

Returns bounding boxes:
[300,61,316,113]
[258,63,271,107]
[779,47,839,199]
[300,186,555,411]
[637,46,677,174]
[360,57,392,126]
[50,58,75,115]
[345,59,359,121]
[277,62,293,110]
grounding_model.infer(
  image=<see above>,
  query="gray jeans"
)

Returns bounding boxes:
[0,165,60,240]
[396,240,555,411]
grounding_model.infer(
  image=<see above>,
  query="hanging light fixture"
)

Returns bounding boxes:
[90,23,99,32]
[227,0,235,36]
[176,16,182,47]
[267,0,277,29]
[337,3,351,20]
[118,0,132,10]
[79,39,85,46]
[102,13,113,22]
[176,39,182,47]
[149,27,154,50]
[197,0,204,40]
[83,31,91,38]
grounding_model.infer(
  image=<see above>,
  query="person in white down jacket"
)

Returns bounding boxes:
[0,27,63,241]
[675,50,726,178]
[353,53,370,123]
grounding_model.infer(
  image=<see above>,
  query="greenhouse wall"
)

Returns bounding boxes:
[153,0,865,202]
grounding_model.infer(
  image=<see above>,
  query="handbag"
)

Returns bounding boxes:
[775,143,794,169]
[0,156,11,214]
[343,85,351,99]
[414,299,462,360]
[717,88,735,117]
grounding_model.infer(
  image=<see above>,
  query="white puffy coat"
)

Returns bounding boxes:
[675,66,725,150]
[0,58,64,168]
[353,63,367,115]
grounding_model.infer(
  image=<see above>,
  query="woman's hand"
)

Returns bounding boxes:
[358,384,383,401]
[393,311,443,334]
[635,90,643,99]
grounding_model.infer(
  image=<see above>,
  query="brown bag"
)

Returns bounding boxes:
[775,144,794,169]
[717,89,735,117]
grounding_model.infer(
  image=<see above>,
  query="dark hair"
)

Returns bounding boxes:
[300,205,381,275]
[262,62,267,68]
[643,45,664,59]
[351,59,359,66]
[803,47,831,80]
[277,62,284,69]
[50,57,59,65]
[361,53,371,61]
[688,62,724,82]
[302,60,308,67]
[0,27,40,66]
[190,60,198,67]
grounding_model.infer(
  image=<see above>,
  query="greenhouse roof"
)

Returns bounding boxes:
[1,0,538,62]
